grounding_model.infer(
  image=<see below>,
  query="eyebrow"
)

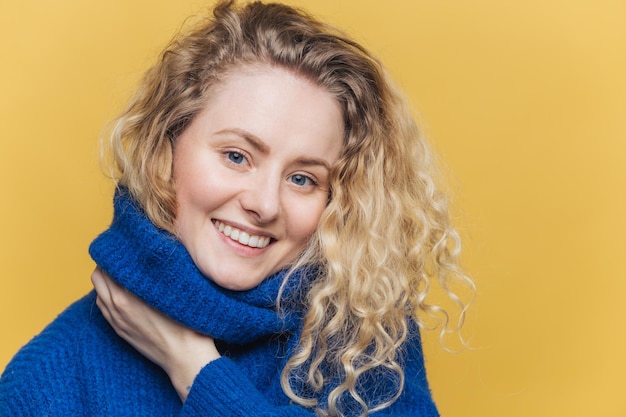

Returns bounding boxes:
[295,157,332,171]
[214,128,333,170]
[215,128,269,153]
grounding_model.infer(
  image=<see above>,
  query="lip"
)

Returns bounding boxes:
[212,219,276,239]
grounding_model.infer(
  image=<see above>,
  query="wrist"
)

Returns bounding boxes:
[167,337,220,401]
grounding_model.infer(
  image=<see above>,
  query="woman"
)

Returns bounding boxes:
[0,1,472,416]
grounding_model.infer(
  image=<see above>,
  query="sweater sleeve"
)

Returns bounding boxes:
[181,357,315,417]
[179,329,439,417]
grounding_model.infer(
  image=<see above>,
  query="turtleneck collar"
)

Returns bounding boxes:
[89,188,311,344]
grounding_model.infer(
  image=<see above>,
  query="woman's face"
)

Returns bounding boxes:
[173,66,344,291]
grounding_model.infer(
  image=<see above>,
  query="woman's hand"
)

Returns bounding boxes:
[91,267,220,401]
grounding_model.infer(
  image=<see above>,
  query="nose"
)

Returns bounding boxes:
[239,170,281,224]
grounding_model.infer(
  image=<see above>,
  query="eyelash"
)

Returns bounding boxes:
[290,174,319,187]
[224,150,249,166]
[223,150,319,188]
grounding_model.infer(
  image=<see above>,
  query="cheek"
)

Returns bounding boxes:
[172,164,220,237]
[174,155,223,211]
[287,199,327,243]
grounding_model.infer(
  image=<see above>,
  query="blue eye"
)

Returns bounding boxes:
[290,174,315,187]
[227,151,245,164]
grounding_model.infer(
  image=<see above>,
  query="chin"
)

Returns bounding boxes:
[210,274,265,292]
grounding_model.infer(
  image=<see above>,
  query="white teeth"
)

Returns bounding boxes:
[213,221,270,248]
[249,236,259,247]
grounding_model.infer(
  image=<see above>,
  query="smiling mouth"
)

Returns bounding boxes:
[213,220,272,248]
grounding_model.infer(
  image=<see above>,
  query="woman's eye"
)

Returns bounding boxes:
[290,174,316,187]
[227,151,246,164]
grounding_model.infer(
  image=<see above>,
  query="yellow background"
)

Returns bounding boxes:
[1,1,624,415]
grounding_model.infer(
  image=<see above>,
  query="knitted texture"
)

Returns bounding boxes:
[0,191,439,417]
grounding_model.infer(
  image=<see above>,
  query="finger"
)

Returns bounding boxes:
[92,268,144,336]
[91,268,121,330]
[91,268,111,301]
[98,269,137,314]
[91,268,112,314]
[92,268,128,314]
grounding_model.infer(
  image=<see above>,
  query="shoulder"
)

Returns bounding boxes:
[390,321,439,416]
[5,292,105,365]
[0,291,111,415]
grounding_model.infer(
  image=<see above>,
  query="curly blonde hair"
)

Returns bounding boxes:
[105,1,473,415]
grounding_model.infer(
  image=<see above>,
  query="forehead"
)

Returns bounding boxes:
[193,65,345,161]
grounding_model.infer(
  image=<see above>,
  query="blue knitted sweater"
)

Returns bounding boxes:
[0,191,439,416]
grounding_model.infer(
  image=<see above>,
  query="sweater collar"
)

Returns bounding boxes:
[89,188,311,344]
